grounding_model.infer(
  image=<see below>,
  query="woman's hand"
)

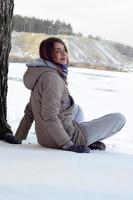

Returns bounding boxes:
[66,144,90,153]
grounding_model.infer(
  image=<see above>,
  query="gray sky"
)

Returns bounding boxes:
[14,0,133,46]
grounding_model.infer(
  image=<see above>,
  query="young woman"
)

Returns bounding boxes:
[15,37,126,153]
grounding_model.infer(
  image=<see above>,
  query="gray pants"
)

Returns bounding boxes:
[73,105,126,145]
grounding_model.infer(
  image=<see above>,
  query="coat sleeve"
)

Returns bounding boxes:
[15,102,34,141]
[40,72,72,147]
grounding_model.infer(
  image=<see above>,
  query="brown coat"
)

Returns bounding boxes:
[17,66,86,149]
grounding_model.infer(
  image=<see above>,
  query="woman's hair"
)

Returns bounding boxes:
[39,37,68,63]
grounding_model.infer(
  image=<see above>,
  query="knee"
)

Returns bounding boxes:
[112,113,126,126]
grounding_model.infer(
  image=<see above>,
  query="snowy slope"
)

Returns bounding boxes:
[10,31,133,71]
[0,63,133,200]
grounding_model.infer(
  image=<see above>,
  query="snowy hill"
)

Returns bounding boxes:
[1,63,133,200]
[10,31,133,72]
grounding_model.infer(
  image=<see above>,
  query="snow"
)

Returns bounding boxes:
[1,63,133,200]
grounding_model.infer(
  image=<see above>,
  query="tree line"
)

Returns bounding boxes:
[12,15,133,59]
[13,15,74,35]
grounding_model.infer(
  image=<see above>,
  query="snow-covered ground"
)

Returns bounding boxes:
[0,63,133,200]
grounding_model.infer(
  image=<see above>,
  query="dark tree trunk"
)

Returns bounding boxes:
[0,0,14,137]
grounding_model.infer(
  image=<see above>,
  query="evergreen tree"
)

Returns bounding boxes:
[13,15,74,35]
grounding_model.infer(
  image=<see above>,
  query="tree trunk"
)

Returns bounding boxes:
[0,0,14,137]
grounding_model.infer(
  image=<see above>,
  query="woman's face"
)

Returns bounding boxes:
[51,42,68,65]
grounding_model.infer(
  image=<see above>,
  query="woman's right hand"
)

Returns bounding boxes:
[66,144,90,153]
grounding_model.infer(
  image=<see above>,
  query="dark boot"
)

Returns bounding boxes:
[3,132,21,144]
[88,141,106,151]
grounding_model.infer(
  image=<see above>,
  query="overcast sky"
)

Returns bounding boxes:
[14,0,133,46]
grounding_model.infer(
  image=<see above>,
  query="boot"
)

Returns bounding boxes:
[88,141,106,151]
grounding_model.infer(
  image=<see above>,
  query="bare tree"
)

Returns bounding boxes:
[0,0,19,143]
